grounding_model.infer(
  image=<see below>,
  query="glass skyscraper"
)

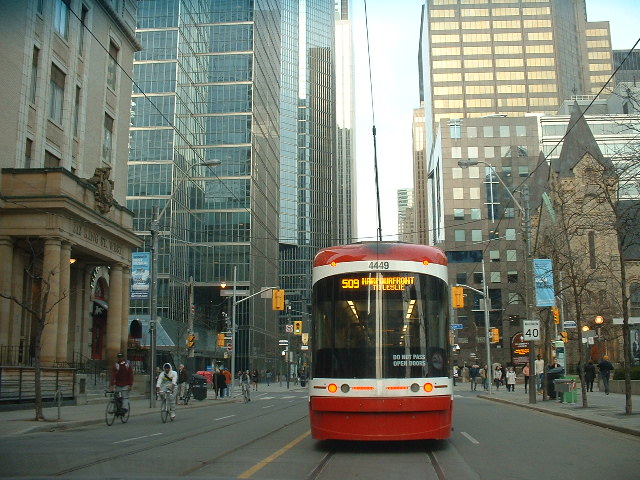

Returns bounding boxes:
[129,0,337,373]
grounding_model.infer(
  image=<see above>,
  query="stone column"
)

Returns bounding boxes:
[105,264,123,362]
[120,266,131,355]
[9,249,25,351]
[56,242,71,364]
[41,237,62,366]
[0,237,14,353]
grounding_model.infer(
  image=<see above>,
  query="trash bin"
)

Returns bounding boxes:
[546,367,564,399]
[558,376,578,403]
[190,374,208,401]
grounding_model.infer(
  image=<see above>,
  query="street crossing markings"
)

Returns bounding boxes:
[238,430,311,479]
[113,433,162,444]
[215,415,236,421]
[460,431,480,444]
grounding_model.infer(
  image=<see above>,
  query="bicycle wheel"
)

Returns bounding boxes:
[105,398,116,426]
[120,403,130,423]
[183,386,191,405]
[161,397,169,423]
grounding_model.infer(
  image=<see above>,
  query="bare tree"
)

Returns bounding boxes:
[0,265,68,421]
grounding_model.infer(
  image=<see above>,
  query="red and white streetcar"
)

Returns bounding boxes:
[308,242,453,441]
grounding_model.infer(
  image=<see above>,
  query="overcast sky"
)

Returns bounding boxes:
[351,0,640,243]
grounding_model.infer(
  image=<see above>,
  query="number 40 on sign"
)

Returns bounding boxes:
[522,320,541,341]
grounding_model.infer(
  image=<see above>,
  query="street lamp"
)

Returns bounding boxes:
[595,315,604,361]
[149,159,222,407]
[458,159,536,404]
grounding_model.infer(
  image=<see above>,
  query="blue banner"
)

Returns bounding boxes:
[131,252,151,300]
[534,258,555,307]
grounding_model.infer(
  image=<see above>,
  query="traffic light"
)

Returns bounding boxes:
[294,320,302,335]
[561,331,568,343]
[272,289,285,310]
[552,307,560,325]
[491,327,500,343]
[187,334,196,348]
[217,333,225,347]
[452,286,464,308]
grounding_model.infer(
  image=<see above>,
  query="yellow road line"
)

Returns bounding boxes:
[238,430,311,479]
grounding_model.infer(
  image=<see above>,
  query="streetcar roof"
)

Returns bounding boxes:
[313,242,448,268]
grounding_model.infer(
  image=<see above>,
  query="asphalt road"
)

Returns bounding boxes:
[1,389,638,479]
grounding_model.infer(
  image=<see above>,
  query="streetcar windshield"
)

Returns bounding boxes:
[312,272,450,379]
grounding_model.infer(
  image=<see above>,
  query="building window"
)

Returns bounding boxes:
[452,167,463,179]
[505,207,515,218]
[502,166,512,177]
[468,146,478,159]
[501,145,511,158]
[517,145,528,157]
[506,250,517,261]
[103,114,114,163]
[508,271,518,283]
[490,272,501,283]
[490,250,500,262]
[631,283,640,317]
[506,229,516,240]
[473,272,483,284]
[484,146,495,158]
[30,47,39,103]
[44,150,61,168]
[516,125,526,136]
[107,40,119,90]
[25,138,33,168]
[470,208,481,220]
[451,146,462,158]
[453,208,465,220]
[456,272,467,285]
[470,188,480,200]
[49,64,65,124]
[74,86,81,137]
[518,165,529,177]
[489,229,500,240]
[508,292,520,304]
[453,188,464,200]
[468,167,480,179]
[79,5,89,55]
[53,0,70,39]
[588,231,596,268]
[483,126,493,138]
[500,125,510,137]
[450,119,462,139]
[467,126,477,138]
[471,230,482,242]
[454,230,466,242]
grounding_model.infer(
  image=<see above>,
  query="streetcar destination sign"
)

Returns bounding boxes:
[341,275,416,291]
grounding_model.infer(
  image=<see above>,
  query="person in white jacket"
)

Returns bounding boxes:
[156,363,178,419]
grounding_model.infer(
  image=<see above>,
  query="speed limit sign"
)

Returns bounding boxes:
[522,320,541,341]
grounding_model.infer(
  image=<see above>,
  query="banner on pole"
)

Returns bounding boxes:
[131,252,151,300]
[534,258,555,307]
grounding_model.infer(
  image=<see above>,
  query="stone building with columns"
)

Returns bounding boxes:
[0,0,141,367]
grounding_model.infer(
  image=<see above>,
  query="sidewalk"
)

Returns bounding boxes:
[456,382,640,437]
[0,382,306,437]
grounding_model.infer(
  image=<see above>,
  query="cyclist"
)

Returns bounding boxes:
[110,352,134,414]
[156,363,178,419]
[240,369,251,402]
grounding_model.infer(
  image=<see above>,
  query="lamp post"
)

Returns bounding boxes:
[458,159,535,404]
[595,315,604,361]
[148,159,221,407]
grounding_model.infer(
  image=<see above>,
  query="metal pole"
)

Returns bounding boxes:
[187,276,195,372]
[482,258,492,394]
[149,205,159,408]
[230,266,237,397]
[286,306,291,389]
[523,185,536,405]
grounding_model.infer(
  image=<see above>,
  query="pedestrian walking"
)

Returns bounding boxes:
[506,367,516,392]
[266,369,272,386]
[494,364,502,390]
[177,364,189,403]
[469,364,480,391]
[223,368,232,397]
[481,365,488,391]
[535,354,545,393]
[598,355,614,394]
[585,361,596,392]
[215,368,227,399]
[252,369,259,391]
[522,363,530,393]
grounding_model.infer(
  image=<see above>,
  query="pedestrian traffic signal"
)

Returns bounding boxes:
[294,320,302,335]
[272,289,285,310]
[552,307,560,325]
[187,334,196,348]
[217,333,225,347]
[560,331,568,343]
[452,286,464,308]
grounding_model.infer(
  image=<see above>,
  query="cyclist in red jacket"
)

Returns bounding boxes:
[110,352,134,413]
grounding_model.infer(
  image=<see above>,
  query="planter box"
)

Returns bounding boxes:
[600,379,640,395]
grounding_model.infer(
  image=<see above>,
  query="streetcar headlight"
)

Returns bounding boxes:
[341,384,350,393]
[327,383,338,393]
[423,383,434,392]
[410,383,420,392]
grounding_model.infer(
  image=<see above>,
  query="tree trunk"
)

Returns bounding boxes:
[33,328,44,421]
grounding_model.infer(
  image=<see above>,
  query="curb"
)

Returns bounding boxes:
[478,394,640,437]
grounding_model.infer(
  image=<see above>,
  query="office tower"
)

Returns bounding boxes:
[0,0,141,366]
[334,0,358,244]
[397,188,416,243]
[613,50,640,84]
[130,1,336,372]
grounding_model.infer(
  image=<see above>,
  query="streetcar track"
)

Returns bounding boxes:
[51,398,307,477]
[305,450,334,480]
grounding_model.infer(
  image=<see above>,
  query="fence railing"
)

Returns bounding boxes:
[0,366,76,403]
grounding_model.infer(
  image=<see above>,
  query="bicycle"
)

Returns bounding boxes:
[159,389,175,423]
[182,383,192,405]
[241,382,250,403]
[105,390,130,426]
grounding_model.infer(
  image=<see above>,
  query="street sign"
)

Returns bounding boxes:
[301,345,309,350]
[563,321,577,328]
[285,324,294,333]
[221,290,249,297]
[227,343,232,351]
[278,339,289,345]
[522,320,541,341]
[450,324,463,330]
